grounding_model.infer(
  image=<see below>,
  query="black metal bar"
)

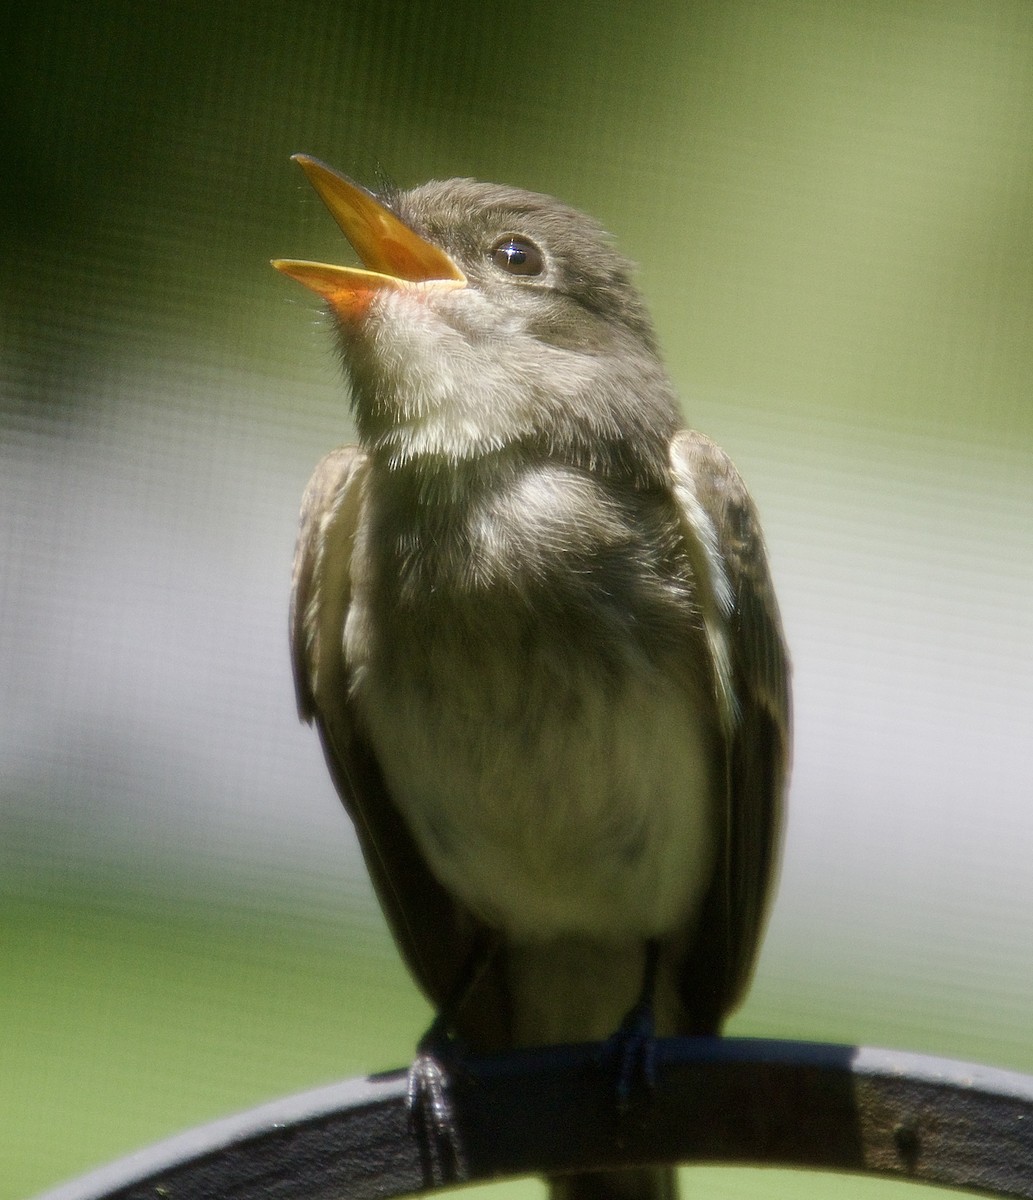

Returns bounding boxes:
[31,1038,1033,1200]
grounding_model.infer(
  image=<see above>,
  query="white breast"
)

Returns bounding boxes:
[344,460,719,945]
[368,664,716,946]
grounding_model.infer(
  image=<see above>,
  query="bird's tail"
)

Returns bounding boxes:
[549,1166,678,1200]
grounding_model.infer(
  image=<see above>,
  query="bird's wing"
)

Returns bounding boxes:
[668,429,791,1031]
[291,446,509,1044]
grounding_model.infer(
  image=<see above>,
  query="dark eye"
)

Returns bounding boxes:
[490,236,544,276]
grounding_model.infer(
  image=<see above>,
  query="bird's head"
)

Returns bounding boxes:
[274,156,679,477]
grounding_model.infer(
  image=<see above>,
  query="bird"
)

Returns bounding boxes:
[273,155,790,1200]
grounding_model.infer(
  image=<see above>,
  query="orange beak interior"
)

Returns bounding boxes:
[272,155,465,309]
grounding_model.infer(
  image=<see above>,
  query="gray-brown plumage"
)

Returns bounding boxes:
[275,157,790,1200]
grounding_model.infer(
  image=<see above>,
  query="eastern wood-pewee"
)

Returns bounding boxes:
[274,156,791,1200]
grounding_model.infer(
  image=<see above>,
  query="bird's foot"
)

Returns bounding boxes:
[407,1015,464,1183]
[609,997,658,1112]
[606,939,662,1112]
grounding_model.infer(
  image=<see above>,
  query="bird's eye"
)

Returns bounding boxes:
[489,237,544,277]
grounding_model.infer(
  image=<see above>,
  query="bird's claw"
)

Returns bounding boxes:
[407,1021,464,1183]
[611,999,658,1112]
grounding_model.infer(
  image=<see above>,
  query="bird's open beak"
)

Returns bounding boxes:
[272,155,465,314]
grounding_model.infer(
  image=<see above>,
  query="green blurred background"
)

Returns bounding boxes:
[3,3,1032,1198]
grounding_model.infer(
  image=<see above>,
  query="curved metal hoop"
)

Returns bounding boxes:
[33,1038,1033,1200]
